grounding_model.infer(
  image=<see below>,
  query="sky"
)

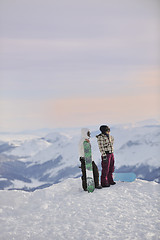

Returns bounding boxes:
[0,0,160,132]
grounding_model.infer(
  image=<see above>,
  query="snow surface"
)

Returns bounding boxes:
[0,178,159,240]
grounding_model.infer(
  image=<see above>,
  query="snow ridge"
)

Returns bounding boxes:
[0,178,159,240]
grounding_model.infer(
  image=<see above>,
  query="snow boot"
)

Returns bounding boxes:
[110,181,116,185]
[102,184,110,188]
[96,185,102,189]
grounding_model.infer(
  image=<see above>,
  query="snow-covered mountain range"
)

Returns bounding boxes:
[0,119,160,191]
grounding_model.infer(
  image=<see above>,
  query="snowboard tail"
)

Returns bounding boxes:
[113,172,136,182]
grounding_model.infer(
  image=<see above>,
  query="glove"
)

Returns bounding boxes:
[102,155,108,161]
[80,157,85,163]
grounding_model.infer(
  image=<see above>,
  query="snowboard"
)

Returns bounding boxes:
[83,140,95,192]
[113,172,136,182]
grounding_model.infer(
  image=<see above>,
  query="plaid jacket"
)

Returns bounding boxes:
[96,133,114,156]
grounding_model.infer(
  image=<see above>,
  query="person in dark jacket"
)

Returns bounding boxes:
[79,128,102,191]
[96,125,116,187]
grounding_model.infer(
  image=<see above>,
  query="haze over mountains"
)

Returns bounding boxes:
[0,119,159,191]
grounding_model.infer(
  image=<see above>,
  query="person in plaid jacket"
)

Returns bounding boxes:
[96,125,116,187]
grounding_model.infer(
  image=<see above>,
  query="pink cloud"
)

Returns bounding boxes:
[51,93,160,127]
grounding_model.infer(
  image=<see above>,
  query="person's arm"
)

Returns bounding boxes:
[97,136,106,156]
[110,135,114,146]
[79,140,84,158]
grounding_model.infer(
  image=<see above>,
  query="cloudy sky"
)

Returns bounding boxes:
[0,0,160,132]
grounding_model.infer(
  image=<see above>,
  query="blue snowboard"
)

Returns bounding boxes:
[113,172,136,182]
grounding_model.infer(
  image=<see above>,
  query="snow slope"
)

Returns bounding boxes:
[0,178,159,240]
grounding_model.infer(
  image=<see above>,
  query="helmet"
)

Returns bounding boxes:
[99,125,110,134]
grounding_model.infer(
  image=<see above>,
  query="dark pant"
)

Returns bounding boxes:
[80,157,100,191]
[101,153,115,186]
